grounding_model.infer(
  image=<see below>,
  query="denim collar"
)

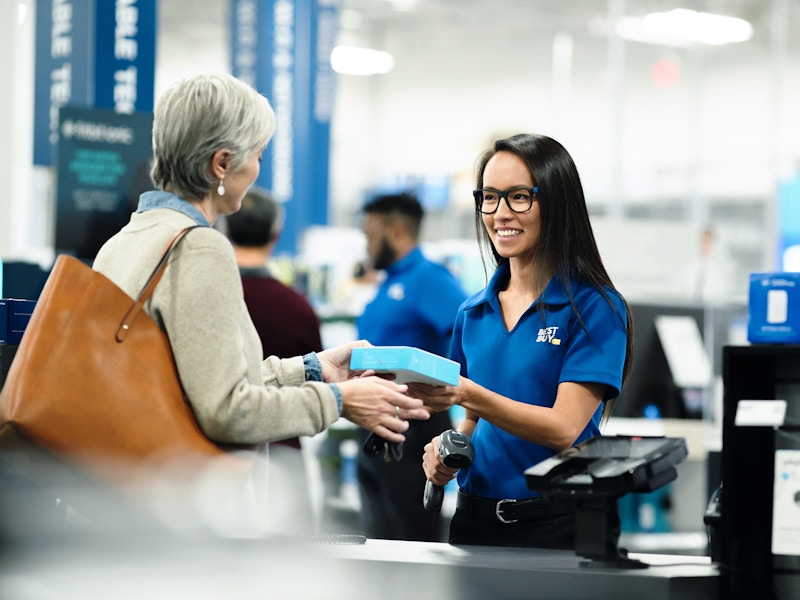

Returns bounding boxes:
[136,191,211,227]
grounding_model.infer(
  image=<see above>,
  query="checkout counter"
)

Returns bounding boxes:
[0,434,720,600]
[319,539,717,600]
[0,531,717,600]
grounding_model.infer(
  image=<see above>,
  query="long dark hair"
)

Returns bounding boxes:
[474,133,634,421]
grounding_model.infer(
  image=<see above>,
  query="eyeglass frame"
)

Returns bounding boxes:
[472,186,540,214]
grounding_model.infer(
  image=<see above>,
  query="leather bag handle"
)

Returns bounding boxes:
[115,226,201,342]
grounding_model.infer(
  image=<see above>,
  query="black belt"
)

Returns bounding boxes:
[456,491,565,524]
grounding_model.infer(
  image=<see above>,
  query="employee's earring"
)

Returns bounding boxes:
[217,179,226,196]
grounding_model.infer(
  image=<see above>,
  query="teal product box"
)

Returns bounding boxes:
[0,299,7,344]
[350,346,460,386]
[7,299,37,345]
[748,273,800,344]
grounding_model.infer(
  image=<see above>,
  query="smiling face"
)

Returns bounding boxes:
[480,151,540,262]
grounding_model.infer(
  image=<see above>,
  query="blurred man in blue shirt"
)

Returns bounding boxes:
[357,192,467,541]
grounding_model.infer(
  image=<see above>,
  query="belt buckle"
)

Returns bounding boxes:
[495,499,518,524]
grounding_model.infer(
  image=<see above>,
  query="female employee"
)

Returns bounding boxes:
[416,133,633,549]
[93,73,429,462]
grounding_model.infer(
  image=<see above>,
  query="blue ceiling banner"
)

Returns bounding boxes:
[94,0,157,114]
[232,0,279,196]
[33,0,93,167]
[297,0,339,233]
[33,0,157,166]
[231,0,340,255]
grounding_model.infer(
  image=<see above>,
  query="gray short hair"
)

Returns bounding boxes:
[150,72,275,200]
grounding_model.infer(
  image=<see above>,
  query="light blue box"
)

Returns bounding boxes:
[350,346,460,386]
[748,273,800,344]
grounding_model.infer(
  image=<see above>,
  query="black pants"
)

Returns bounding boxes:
[449,493,576,550]
[355,411,452,542]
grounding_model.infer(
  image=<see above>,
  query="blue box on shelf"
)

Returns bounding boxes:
[350,346,460,386]
[748,272,800,344]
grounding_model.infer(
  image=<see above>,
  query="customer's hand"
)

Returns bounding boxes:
[422,435,460,485]
[337,376,429,443]
[317,340,372,383]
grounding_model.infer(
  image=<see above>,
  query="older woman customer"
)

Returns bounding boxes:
[93,73,428,459]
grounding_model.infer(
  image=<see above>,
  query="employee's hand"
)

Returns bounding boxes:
[317,340,373,383]
[407,376,467,412]
[338,376,429,443]
[422,435,460,486]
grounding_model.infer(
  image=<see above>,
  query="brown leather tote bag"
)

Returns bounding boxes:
[0,227,232,483]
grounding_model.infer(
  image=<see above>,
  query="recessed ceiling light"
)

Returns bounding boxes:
[614,8,753,47]
[331,46,394,76]
[644,9,753,45]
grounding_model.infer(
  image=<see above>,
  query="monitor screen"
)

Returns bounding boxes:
[571,436,678,460]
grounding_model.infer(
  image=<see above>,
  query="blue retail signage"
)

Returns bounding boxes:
[55,106,154,261]
[231,0,339,255]
[33,0,93,166]
[94,0,157,114]
[231,0,280,194]
[33,0,157,166]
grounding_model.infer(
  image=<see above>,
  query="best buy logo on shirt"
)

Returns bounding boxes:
[536,326,561,345]
[388,283,405,300]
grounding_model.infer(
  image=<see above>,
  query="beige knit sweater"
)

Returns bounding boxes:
[92,208,340,445]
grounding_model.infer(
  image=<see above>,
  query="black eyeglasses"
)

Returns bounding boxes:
[473,187,539,214]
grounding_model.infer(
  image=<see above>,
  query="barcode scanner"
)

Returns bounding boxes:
[423,429,474,512]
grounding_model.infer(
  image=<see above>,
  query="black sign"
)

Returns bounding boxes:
[55,106,153,261]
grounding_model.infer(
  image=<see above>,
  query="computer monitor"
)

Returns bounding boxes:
[615,302,710,419]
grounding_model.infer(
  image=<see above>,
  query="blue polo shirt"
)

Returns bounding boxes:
[357,247,467,356]
[453,263,628,499]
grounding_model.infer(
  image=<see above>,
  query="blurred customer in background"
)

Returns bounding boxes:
[415,133,633,549]
[226,187,323,533]
[356,192,468,542]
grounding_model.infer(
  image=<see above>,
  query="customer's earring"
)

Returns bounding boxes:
[217,179,225,196]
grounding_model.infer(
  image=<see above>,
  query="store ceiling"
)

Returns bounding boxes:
[157,0,783,49]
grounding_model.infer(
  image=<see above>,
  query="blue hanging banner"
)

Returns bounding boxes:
[232,0,280,196]
[33,0,93,166]
[231,0,339,255]
[94,0,157,114]
[296,0,339,232]
[33,0,157,166]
